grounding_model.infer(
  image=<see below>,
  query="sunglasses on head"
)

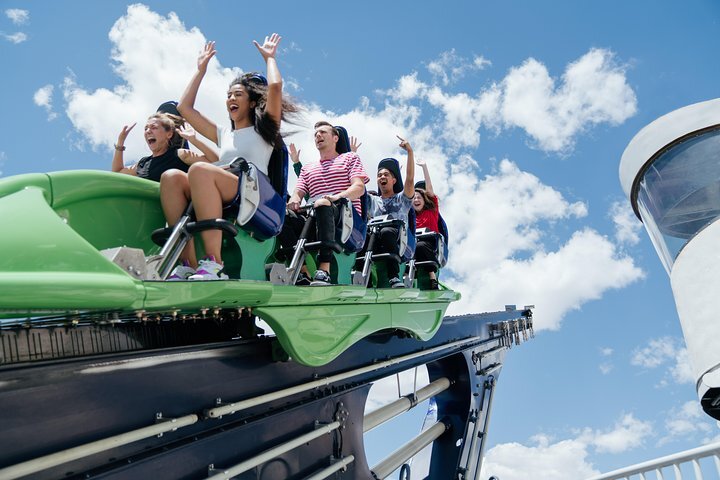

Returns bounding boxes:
[242,72,268,86]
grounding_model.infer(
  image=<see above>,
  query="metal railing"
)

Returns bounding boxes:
[586,441,720,480]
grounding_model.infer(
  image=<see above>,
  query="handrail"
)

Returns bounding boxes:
[206,421,341,480]
[585,440,720,480]
[205,335,492,419]
[371,420,449,479]
[0,414,198,480]
[364,377,451,433]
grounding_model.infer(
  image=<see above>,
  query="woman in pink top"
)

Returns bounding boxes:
[413,158,441,289]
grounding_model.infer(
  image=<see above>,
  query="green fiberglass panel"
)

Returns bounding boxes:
[255,302,389,366]
[0,187,143,310]
[48,171,165,254]
[143,279,274,311]
[256,285,457,366]
[235,230,278,281]
[0,173,52,203]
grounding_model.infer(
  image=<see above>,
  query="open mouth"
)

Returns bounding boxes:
[146,137,157,146]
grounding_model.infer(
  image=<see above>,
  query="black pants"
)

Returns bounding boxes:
[277,203,340,264]
[357,226,401,279]
[414,236,438,273]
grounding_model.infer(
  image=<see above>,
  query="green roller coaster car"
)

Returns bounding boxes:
[0,170,459,367]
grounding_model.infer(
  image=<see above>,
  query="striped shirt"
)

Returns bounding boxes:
[296,152,369,213]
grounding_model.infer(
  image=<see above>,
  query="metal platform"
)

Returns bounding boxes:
[0,309,533,480]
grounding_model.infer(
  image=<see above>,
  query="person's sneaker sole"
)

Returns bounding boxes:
[188,273,229,281]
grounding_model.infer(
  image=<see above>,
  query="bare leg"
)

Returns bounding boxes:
[160,169,196,267]
[188,163,240,264]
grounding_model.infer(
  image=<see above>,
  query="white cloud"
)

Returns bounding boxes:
[669,347,694,384]
[2,31,26,43]
[590,413,653,453]
[599,347,614,374]
[664,401,713,440]
[631,336,693,385]
[33,84,57,120]
[365,367,429,413]
[62,4,241,159]
[501,48,637,152]
[426,49,491,86]
[390,48,637,153]
[482,413,653,479]
[392,72,427,101]
[631,337,678,368]
[611,200,642,245]
[443,160,643,330]
[599,363,613,375]
[5,8,28,25]
[482,436,599,480]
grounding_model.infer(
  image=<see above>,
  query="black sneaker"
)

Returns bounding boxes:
[295,271,311,286]
[429,278,440,290]
[310,269,331,286]
[389,277,405,289]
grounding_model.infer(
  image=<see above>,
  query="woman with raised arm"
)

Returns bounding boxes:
[111,114,216,182]
[170,33,299,280]
[412,158,442,289]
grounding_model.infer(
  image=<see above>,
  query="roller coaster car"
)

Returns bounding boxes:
[352,209,417,288]
[353,202,450,291]
[408,214,450,289]
[0,126,459,367]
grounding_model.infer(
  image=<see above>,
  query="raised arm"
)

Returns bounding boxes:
[177,41,219,144]
[350,136,362,153]
[177,124,219,165]
[416,158,435,197]
[253,33,283,125]
[289,143,302,177]
[111,123,136,173]
[398,135,415,198]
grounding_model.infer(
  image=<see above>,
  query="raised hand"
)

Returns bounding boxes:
[415,157,427,167]
[253,33,282,61]
[117,122,136,145]
[397,135,412,153]
[289,143,301,164]
[350,136,362,153]
[198,41,216,73]
[177,124,197,141]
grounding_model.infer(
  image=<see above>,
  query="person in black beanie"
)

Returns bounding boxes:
[367,136,415,288]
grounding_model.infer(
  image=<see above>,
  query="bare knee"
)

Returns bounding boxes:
[160,169,189,192]
[188,162,216,180]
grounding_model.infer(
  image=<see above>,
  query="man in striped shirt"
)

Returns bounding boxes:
[283,121,369,285]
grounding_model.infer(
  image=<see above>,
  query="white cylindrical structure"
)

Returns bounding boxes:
[620,98,720,419]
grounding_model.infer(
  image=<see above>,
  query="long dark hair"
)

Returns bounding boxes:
[229,72,301,147]
[414,188,436,211]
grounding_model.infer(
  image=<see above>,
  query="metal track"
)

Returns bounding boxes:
[0,309,533,479]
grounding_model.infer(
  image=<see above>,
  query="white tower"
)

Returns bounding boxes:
[620,98,720,419]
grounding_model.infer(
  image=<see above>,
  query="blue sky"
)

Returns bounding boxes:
[2,1,720,478]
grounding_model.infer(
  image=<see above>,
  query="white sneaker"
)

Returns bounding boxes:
[167,263,196,281]
[309,269,332,286]
[188,257,229,281]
